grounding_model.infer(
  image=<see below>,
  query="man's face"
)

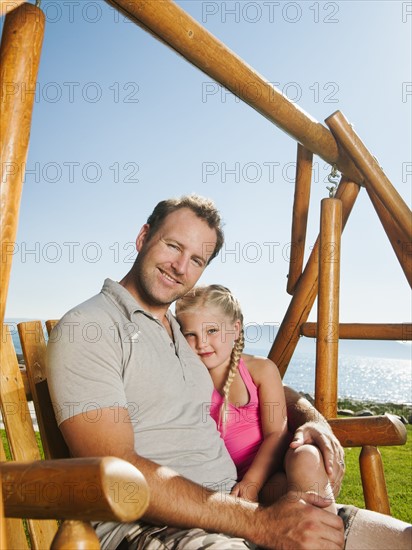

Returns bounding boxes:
[134,208,218,312]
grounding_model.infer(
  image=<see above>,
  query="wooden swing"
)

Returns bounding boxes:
[1,1,410,548]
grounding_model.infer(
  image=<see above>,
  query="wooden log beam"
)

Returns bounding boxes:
[366,187,412,287]
[1,457,150,522]
[287,145,312,295]
[360,446,391,515]
[326,111,412,242]
[328,415,407,447]
[269,179,360,376]
[301,322,412,340]
[0,2,45,325]
[0,0,26,17]
[105,0,362,183]
[315,198,342,419]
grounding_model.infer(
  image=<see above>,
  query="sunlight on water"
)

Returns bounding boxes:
[284,352,412,405]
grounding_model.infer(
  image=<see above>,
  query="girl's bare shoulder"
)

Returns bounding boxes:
[241,353,280,384]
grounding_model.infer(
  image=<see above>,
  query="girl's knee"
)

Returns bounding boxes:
[285,444,323,470]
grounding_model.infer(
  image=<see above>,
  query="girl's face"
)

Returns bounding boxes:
[178,306,240,371]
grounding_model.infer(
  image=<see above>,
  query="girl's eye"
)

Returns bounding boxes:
[207,328,218,335]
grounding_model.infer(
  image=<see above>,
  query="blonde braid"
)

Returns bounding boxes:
[218,328,245,433]
[175,284,245,434]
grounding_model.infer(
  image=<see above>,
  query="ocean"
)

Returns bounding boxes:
[277,351,411,406]
[5,319,412,406]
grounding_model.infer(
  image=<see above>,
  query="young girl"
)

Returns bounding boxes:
[175,284,338,511]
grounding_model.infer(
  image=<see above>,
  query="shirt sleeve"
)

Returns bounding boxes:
[46,305,128,425]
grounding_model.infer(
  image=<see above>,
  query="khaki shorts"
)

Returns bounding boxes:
[97,522,252,549]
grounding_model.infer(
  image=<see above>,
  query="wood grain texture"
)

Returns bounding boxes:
[315,198,342,419]
[269,179,360,376]
[326,110,412,242]
[360,446,391,515]
[0,324,58,549]
[0,2,45,325]
[18,321,69,460]
[301,322,412,340]
[328,415,406,447]
[287,145,313,295]
[366,187,412,287]
[1,457,150,522]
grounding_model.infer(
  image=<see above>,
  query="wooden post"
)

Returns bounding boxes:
[0,325,58,548]
[301,322,412,340]
[326,111,412,242]
[269,179,360,376]
[315,198,342,419]
[287,145,313,295]
[104,0,362,183]
[366,187,412,287]
[360,446,391,515]
[0,2,45,326]
[0,443,30,550]
[0,0,26,16]
[51,521,100,550]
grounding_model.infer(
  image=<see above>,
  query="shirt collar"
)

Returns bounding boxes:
[101,278,176,326]
[101,278,147,319]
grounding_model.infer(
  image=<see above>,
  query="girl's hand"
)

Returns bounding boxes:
[231,480,260,502]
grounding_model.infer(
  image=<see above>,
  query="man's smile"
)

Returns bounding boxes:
[158,268,182,285]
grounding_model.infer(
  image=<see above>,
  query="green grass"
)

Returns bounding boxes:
[339,424,412,523]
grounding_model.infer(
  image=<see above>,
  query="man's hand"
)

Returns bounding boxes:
[290,421,345,496]
[254,491,345,550]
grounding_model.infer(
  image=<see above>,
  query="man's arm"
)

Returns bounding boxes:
[283,386,345,495]
[60,406,344,549]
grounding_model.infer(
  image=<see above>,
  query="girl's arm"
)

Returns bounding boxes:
[233,356,290,500]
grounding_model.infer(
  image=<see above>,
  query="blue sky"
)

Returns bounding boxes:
[3,0,411,328]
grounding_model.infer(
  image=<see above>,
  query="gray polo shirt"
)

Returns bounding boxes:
[47,279,237,489]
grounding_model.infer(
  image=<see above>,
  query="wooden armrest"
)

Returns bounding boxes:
[329,415,407,447]
[1,457,149,522]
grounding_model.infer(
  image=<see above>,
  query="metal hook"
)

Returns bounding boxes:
[326,164,340,198]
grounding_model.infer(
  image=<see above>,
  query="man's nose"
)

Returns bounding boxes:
[171,254,189,275]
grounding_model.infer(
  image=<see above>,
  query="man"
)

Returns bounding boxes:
[47,195,411,549]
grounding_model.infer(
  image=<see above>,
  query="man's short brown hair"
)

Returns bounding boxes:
[146,195,224,263]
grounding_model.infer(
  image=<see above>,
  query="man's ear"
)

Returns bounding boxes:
[136,224,150,252]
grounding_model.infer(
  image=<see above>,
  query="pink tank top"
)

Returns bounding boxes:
[210,358,263,479]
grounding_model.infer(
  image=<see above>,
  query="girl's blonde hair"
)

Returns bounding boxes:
[175,284,244,430]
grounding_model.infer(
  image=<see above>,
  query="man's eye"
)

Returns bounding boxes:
[191,257,204,267]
